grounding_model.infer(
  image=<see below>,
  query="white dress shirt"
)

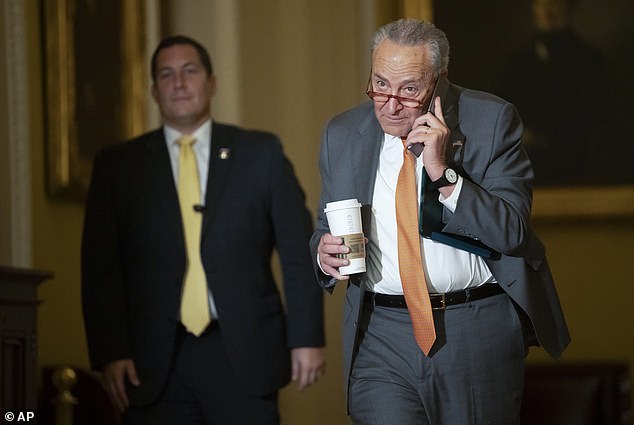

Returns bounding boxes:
[164,121,211,200]
[163,120,218,317]
[366,133,494,294]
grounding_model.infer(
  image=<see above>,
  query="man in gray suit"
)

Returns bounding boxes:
[310,19,570,424]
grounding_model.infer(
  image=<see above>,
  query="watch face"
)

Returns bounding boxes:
[445,168,458,184]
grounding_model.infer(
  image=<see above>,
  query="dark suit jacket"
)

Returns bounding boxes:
[309,82,570,399]
[82,122,324,405]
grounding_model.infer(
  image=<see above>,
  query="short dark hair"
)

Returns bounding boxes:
[150,35,213,81]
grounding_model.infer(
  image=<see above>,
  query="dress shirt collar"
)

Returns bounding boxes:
[163,120,212,151]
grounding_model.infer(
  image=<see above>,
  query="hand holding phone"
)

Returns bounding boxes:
[407,76,449,157]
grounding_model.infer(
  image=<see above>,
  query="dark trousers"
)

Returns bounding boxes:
[124,324,279,425]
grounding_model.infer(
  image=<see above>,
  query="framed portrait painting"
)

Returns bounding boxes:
[433,0,634,218]
[42,0,147,200]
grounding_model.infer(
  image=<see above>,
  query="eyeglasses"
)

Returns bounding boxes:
[366,74,425,109]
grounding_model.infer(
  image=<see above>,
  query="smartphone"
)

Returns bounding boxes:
[426,75,449,115]
[407,75,449,157]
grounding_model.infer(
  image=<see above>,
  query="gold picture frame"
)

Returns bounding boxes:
[533,186,634,220]
[43,0,147,200]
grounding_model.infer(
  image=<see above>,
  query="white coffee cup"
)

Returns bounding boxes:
[324,199,366,275]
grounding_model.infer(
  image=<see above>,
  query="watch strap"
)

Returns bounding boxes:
[427,168,457,191]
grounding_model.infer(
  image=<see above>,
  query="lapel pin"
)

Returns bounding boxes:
[218,147,231,160]
[452,140,464,147]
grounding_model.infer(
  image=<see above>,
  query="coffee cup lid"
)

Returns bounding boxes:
[324,198,361,213]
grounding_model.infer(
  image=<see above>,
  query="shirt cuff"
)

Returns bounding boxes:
[438,175,463,213]
[316,253,330,276]
[316,253,339,288]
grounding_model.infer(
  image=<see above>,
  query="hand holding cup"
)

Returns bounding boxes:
[323,199,366,276]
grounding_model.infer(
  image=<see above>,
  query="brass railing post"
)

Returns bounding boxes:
[51,366,78,425]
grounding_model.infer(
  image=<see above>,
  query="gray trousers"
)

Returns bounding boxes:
[349,293,526,425]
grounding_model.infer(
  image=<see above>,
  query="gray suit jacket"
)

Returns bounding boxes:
[309,82,570,398]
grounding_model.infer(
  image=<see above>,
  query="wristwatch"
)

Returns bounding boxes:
[427,167,458,191]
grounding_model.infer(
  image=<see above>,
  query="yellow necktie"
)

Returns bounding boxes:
[176,135,210,336]
[395,138,436,355]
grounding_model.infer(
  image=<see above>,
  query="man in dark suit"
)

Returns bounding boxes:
[311,19,569,424]
[82,35,325,425]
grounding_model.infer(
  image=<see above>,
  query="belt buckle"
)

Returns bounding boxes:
[432,293,446,311]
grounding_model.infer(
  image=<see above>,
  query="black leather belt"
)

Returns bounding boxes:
[363,283,505,311]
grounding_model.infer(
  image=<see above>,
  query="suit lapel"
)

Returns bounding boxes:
[201,122,233,239]
[442,84,466,168]
[144,129,184,250]
[352,107,383,204]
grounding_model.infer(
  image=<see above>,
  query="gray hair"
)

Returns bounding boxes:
[371,19,450,75]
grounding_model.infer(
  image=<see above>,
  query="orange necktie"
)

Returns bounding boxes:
[395,138,436,355]
[176,135,211,336]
